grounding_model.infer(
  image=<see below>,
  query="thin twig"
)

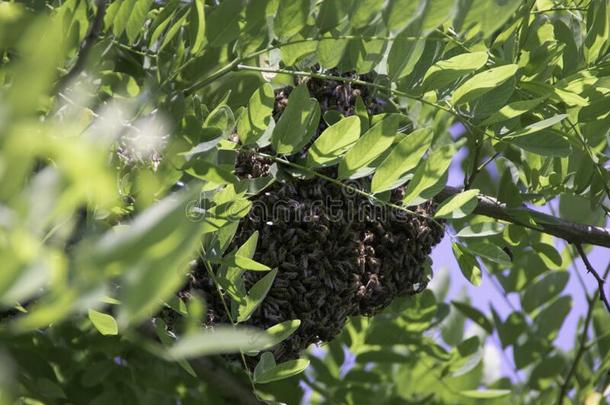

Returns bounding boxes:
[466,151,500,188]
[575,244,610,312]
[557,298,595,405]
[557,263,610,404]
[54,0,108,92]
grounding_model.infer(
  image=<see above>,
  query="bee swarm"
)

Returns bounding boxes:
[182,71,445,363]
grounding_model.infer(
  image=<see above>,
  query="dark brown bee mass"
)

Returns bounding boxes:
[182,71,445,363]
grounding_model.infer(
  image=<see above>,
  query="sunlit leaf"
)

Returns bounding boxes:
[452,64,519,105]
[238,268,278,322]
[434,189,479,219]
[254,358,310,384]
[452,243,482,286]
[423,51,488,90]
[167,326,271,358]
[456,223,505,238]
[371,128,432,193]
[88,309,118,336]
[459,390,511,399]
[190,0,206,53]
[402,142,457,205]
[307,116,360,167]
[275,0,310,40]
[126,0,153,43]
[272,85,320,154]
[338,114,399,179]
[464,242,512,266]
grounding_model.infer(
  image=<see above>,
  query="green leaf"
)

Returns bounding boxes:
[459,0,521,39]
[347,0,385,28]
[371,128,433,193]
[532,242,563,270]
[185,159,239,185]
[464,242,512,266]
[423,51,488,90]
[111,0,137,37]
[452,243,482,286]
[456,222,505,238]
[91,188,204,325]
[205,0,244,47]
[388,33,426,81]
[253,352,276,379]
[316,36,348,68]
[584,0,609,64]
[355,96,369,132]
[383,0,421,33]
[219,254,271,271]
[506,129,571,157]
[460,390,511,399]
[262,319,302,349]
[154,319,196,377]
[238,268,278,322]
[535,295,572,340]
[307,116,360,167]
[190,0,206,53]
[237,83,275,145]
[167,326,271,359]
[522,271,569,313]
[451,301,493,334]
[452,64,519,105]
[149,0,180,47]
[253,358,310,384]
[434,189,479,219]
[281,36,318,66]
[88,309,118,336]
[481,97,546,126]
[578,97,610,122]
[272,85,320,154]
[401,142,457,205]
[126,0,153,43]
[275,0,310,40]
[338,114,399,179]
[502,114,567,139]
[495,310,527,348]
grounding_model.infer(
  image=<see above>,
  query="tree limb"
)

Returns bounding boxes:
[54,0,108,92]
[437,186,610,248]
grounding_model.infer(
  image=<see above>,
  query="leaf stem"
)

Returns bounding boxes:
[575,244,610,312]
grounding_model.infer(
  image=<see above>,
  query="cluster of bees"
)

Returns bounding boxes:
[182,72,445,362]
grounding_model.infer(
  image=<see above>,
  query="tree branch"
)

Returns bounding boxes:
[54,0,107,92]
[437,187,610,248]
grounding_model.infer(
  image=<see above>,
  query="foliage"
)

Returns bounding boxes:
[0,0,609,404]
